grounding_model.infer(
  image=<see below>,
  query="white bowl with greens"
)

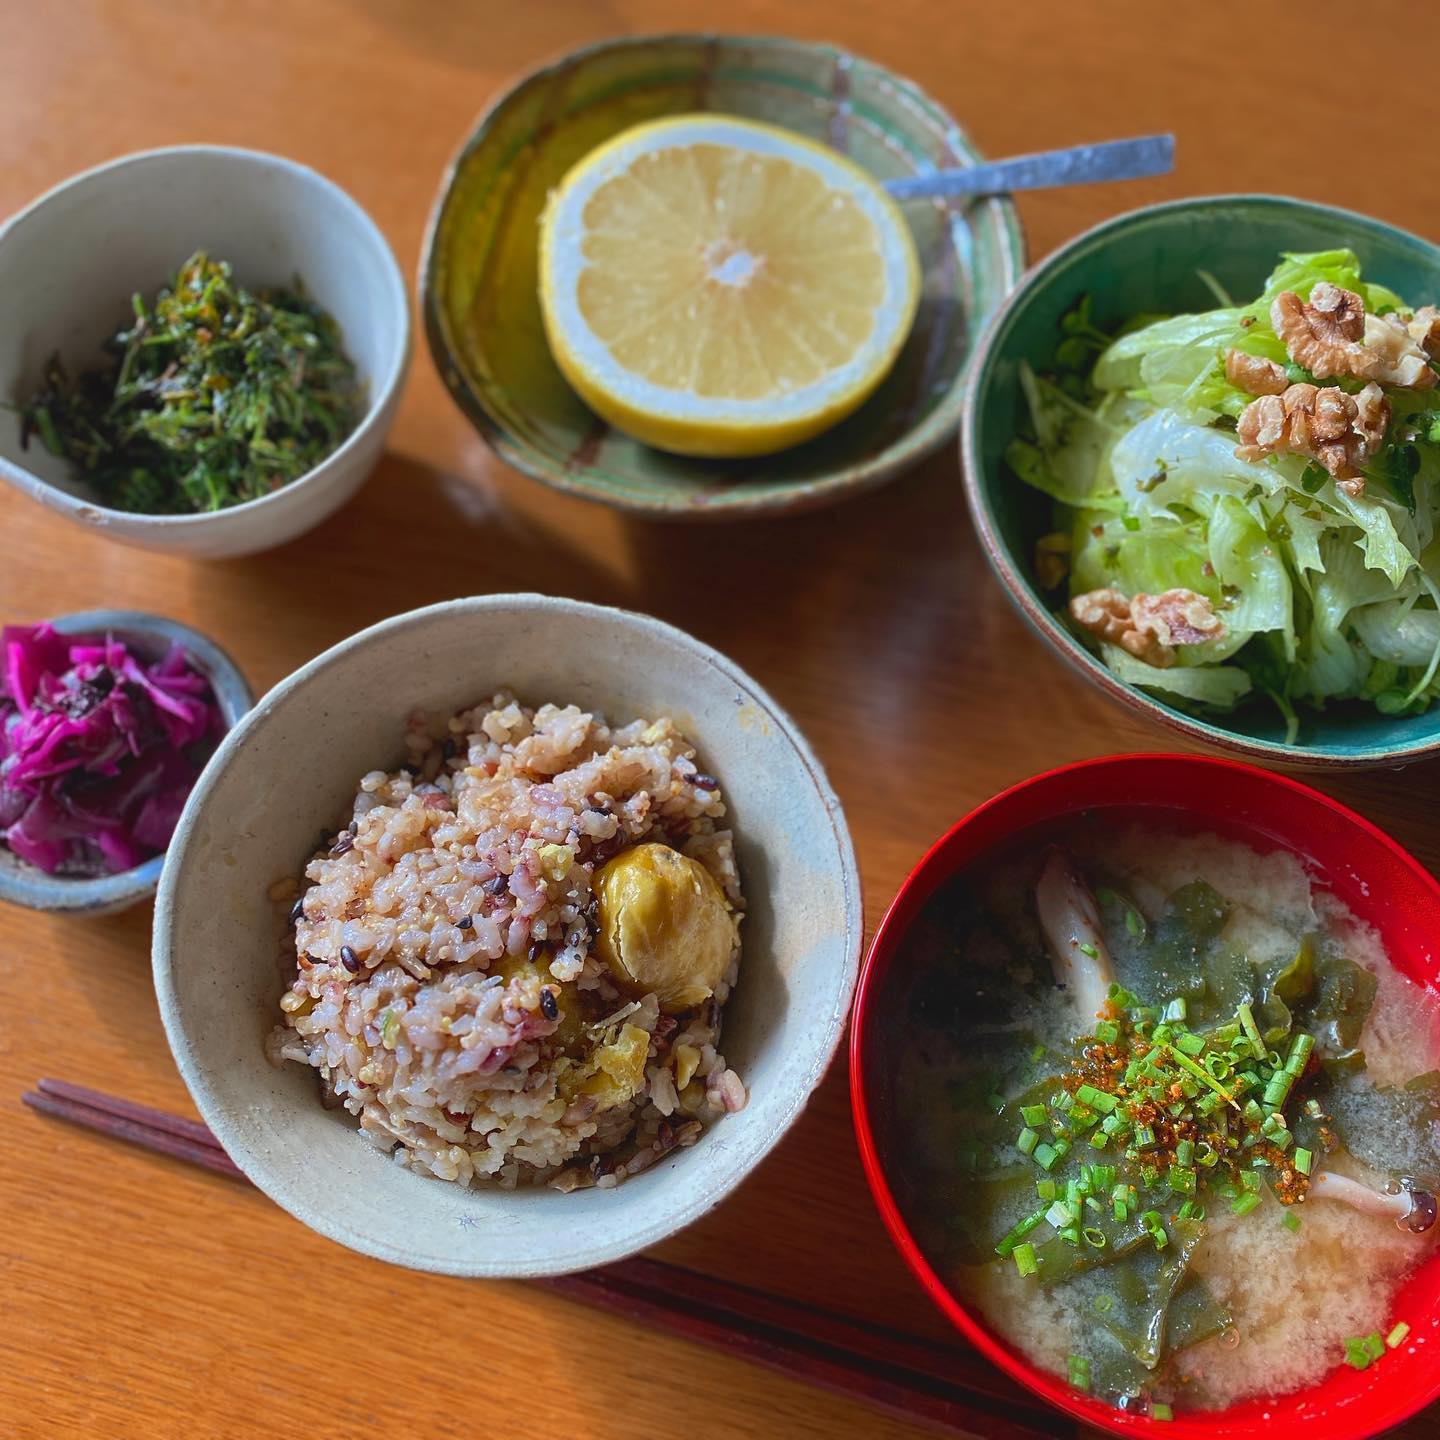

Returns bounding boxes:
[0,146,410,558]
[964,196,1440,767]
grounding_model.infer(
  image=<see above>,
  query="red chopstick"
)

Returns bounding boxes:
[21,1078,1063,1439]
[24,1078,245,1179]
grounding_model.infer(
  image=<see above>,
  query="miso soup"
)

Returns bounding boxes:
[886,820,1440,1417]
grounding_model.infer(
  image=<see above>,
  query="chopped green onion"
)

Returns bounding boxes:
[1075,1084,1119,1114]
[1141,1211,1168,1250]
[1113,1199,1128,1222]
[1241,1171,1261,1192]
[1036,1178,1058,1201]
[1164,1043,1240,1109]
[1387,1321,1411,1349]
[1238,1001,1265,1056]
[1094,1019,1120,1045]
[1060,1224,1082,1246]
[1282,1212,1302,1233]
[1067,1354,1091,1391]
[1078,942,1099,959]
[1133,1124,1156,1149]
[1093,1294,1114,1314]
[1151,1402,1173,1421]
[1082,1226,1107,1248]
[1031,1044,1047,1063]
[1343,1335,1374,1370]
[1020,1104,1048,1127]
[1013,1242,1037,1277]
[1046,1201,1074,1229]
[1175,1139,1194,1167]
[1034,1142,1060,1171]
[1196,1141,1218,1168]
[1125,907,1143,938]
[1231,1192,1262,1217]
[1168,1165,1196,1194]
[1017,1127,1039,1156]
[1285,1032,1315,1076]
[994,1208,1047,1256]
[1089,1130,1109,1149]
[1108,982,1140,1009]
[1343,1332,1386,1369]
[1175,1031,1206,1056]
[1152,1023,1175,1046]
[1163,998,1187,1023]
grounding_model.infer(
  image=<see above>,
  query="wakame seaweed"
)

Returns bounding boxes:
[20,251,363,514]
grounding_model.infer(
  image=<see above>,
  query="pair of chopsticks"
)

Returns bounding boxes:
[22,1079,1063,1440]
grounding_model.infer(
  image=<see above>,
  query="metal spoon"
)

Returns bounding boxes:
[883,134,1174,202]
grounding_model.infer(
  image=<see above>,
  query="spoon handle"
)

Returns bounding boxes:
[883,134,1175,202]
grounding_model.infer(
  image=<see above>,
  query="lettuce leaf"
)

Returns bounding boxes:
[1099,644,1253,707]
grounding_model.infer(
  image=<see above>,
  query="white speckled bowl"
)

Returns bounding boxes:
[0,610,253,916]
[153,594,862,1276]
[0,146,410,558]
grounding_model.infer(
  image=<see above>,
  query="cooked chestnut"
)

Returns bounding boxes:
[593,843,737,1013]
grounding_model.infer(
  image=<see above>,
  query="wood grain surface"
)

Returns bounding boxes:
[2,3,1437,1437]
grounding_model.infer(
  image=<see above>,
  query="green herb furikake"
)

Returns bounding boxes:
[20,251,364,514]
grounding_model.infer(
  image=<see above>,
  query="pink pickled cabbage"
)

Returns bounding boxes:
[0,623,220,876]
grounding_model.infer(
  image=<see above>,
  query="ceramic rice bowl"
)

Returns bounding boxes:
[153,594,861,1276]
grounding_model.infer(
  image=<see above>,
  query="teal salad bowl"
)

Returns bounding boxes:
[962,195,1440,769]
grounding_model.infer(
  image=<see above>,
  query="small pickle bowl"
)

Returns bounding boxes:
[153,594,862,1277]
[850,754,1440,1440]
[421,32,1023,520]
[961,195,1440,769]
[0,146,410,558]
[0,610,253,916]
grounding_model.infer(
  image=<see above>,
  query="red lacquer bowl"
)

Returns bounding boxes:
[851,753,1440,1440]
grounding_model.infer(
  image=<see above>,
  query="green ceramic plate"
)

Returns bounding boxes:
[962,194,1440,769]
[422,33,1023,519]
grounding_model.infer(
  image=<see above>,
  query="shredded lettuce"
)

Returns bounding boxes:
[1009,250,1440,729]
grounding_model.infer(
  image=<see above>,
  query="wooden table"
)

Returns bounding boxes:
[3,3,1437,1436]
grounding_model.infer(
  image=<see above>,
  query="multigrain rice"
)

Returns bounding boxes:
[266,695,747,1189]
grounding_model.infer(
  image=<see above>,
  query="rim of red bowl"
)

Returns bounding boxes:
[850,752,1440,1440]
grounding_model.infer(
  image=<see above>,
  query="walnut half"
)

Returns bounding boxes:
[1363,313,1437,391]
[1407,306,1440,358]
[1234,380,1389,481]
[1224,349,1288,396]
[1270,284,1374,382]
[1070,587,1223,669]
[1270,282,1437,391]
